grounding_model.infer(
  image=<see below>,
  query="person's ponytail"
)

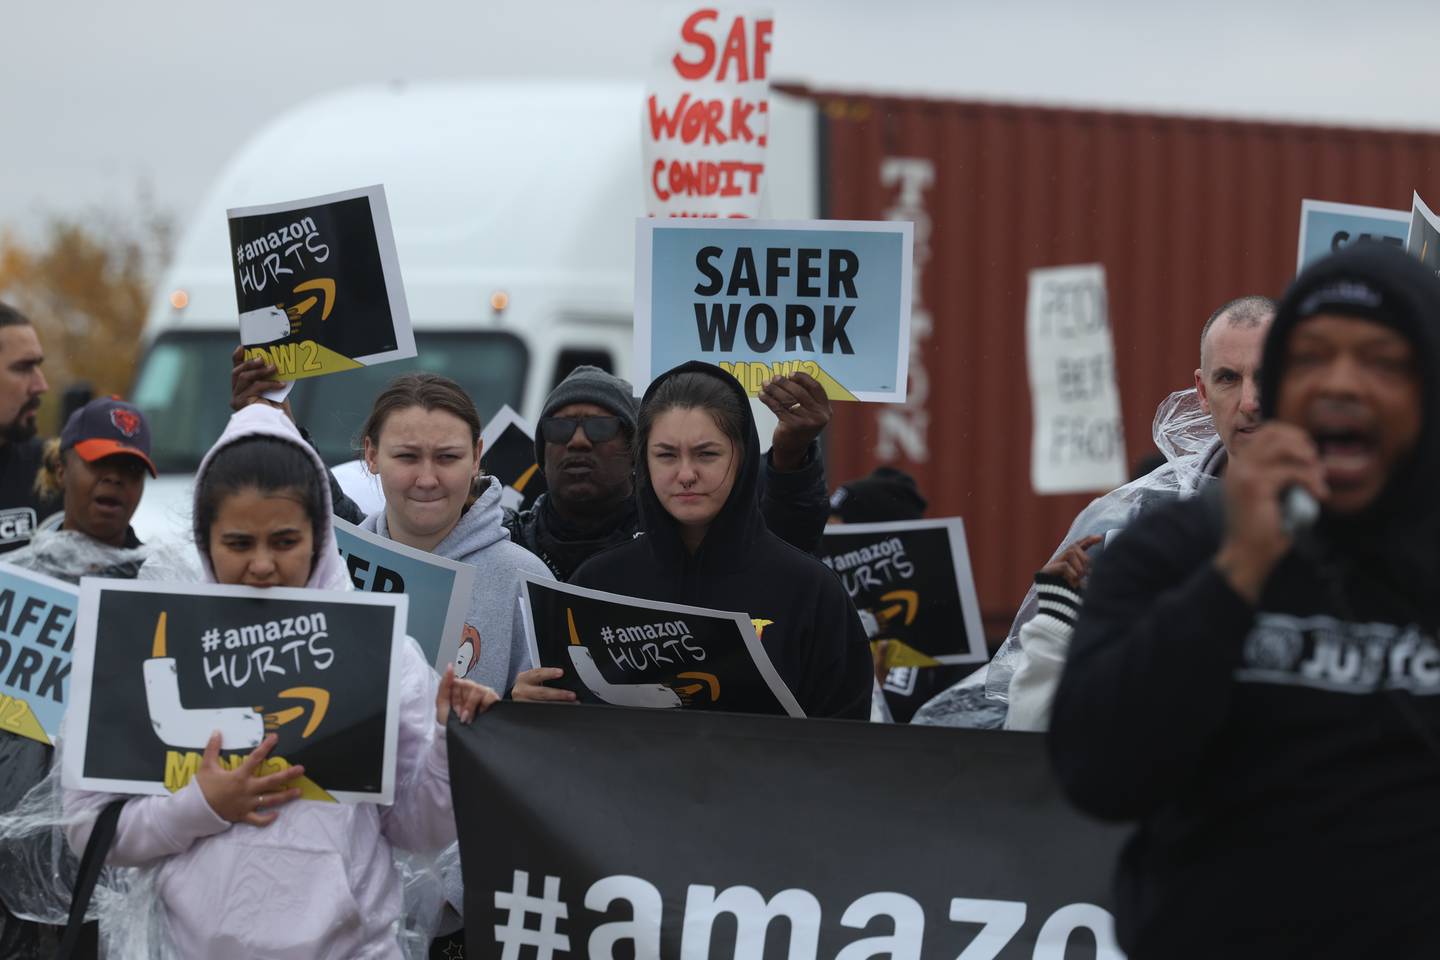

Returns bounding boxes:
[33,438,63,500]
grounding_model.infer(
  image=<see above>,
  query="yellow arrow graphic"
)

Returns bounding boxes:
[675,671,721,701]
[878,590,920,627]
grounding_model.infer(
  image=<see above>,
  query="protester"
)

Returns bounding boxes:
[0,398,154,958]
[916,295,1276,730]
[823,465,951,722]
[505,364,833,581]
[827,465,928,525]
[18,398,155,574]
[515,361,872,718]
[1050,243,1440,957]
[359,373,552,693]
[61,404,496,959]
[0,303,56,554]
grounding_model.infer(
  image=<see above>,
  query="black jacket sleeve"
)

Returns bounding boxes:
[295,425,366,525]
[758,441,829,556]
[802,575,875,720]
[1047,497,1255,821]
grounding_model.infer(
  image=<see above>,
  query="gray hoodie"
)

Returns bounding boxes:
[363,475,551,694]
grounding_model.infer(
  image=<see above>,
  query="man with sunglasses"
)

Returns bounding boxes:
[504,364,831,580]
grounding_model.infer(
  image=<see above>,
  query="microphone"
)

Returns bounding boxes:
[1281,486,1320,536]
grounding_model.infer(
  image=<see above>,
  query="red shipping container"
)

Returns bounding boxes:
[784,85,1440,645]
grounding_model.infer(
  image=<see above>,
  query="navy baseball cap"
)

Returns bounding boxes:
[59,397,157,477]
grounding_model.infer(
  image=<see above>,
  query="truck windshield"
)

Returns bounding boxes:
[130,330,529,471]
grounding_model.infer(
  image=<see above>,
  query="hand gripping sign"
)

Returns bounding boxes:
[229,184,416,381]
[634,219,914,401]
[64,579,406,804]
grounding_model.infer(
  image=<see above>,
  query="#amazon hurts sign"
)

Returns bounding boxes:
[63,580,406,803]
[820,518,988,667]
[229,184,416,380]
[519,576,803,717]
[635,219,913,401]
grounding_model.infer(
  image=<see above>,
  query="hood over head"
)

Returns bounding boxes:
[191,404,349,590]
[635,361,763,568]
[1262,242,1440,521]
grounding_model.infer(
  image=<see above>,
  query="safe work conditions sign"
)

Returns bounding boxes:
[634,219,914,401]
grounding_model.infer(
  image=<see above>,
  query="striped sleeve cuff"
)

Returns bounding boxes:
[1033,572,1082,628]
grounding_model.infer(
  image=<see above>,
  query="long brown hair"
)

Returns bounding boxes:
[360,373,485,506]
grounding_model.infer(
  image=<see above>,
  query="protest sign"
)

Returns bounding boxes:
[63,579,406,803]
[820,518,987,667]
[450,705,1127,959]
[480,404,547,514]
[644,6,773,218]
[1296,199,1408,272]
[635,218,914,401]
[0,563,79,746]
[333,517,475,673]
[1406,191,1440,278]
[1026,264,1125,494]
[520,576,803,716]
[229,184,415,380]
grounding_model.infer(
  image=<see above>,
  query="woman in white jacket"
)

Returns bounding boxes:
[62,404,496,959]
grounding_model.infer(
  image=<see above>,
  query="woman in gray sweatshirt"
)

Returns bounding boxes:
[358,373,554,695]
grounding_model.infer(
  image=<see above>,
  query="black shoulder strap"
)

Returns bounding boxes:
[57,798,126,960]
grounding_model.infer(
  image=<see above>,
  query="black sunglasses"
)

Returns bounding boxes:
[539,416,623,445]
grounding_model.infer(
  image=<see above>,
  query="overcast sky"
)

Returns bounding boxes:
[3,0,1434,236]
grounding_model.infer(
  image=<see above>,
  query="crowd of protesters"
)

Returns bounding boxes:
[1,235,1438,957]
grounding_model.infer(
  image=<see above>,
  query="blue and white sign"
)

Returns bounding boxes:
[634,219,914,402]
[333,518,475,672]
[0,562,79,746]
[1296,199,1408,273]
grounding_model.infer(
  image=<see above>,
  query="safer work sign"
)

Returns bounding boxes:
[634,219,914,402]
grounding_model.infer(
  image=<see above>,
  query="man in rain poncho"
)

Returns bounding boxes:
[913,295,1275,729]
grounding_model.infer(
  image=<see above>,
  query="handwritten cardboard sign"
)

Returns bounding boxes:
[1026,264,1125,494]
[644,6,774,218]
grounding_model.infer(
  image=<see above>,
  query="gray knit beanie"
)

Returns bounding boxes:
[534,365,640,461]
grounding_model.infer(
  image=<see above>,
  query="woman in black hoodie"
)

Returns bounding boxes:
[566,361,872,719]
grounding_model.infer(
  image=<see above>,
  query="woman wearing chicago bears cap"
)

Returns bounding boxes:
[13,396,157,581]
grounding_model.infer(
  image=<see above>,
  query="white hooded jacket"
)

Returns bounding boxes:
[61,405,454,959]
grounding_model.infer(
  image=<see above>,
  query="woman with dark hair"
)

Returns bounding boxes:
[517,361,872,718]
[61,403,496,958]
[359,373,552,693]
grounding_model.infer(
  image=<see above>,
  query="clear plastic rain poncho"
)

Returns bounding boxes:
[0,529,152,954]
[911,388,1224,728]
[0,533,451,958]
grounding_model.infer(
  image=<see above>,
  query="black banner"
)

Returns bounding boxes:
[66,581,404,802]
[450,705,1127,959]
[522,578,802,716]
[230,185,413,378]
[819,519,987,667]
